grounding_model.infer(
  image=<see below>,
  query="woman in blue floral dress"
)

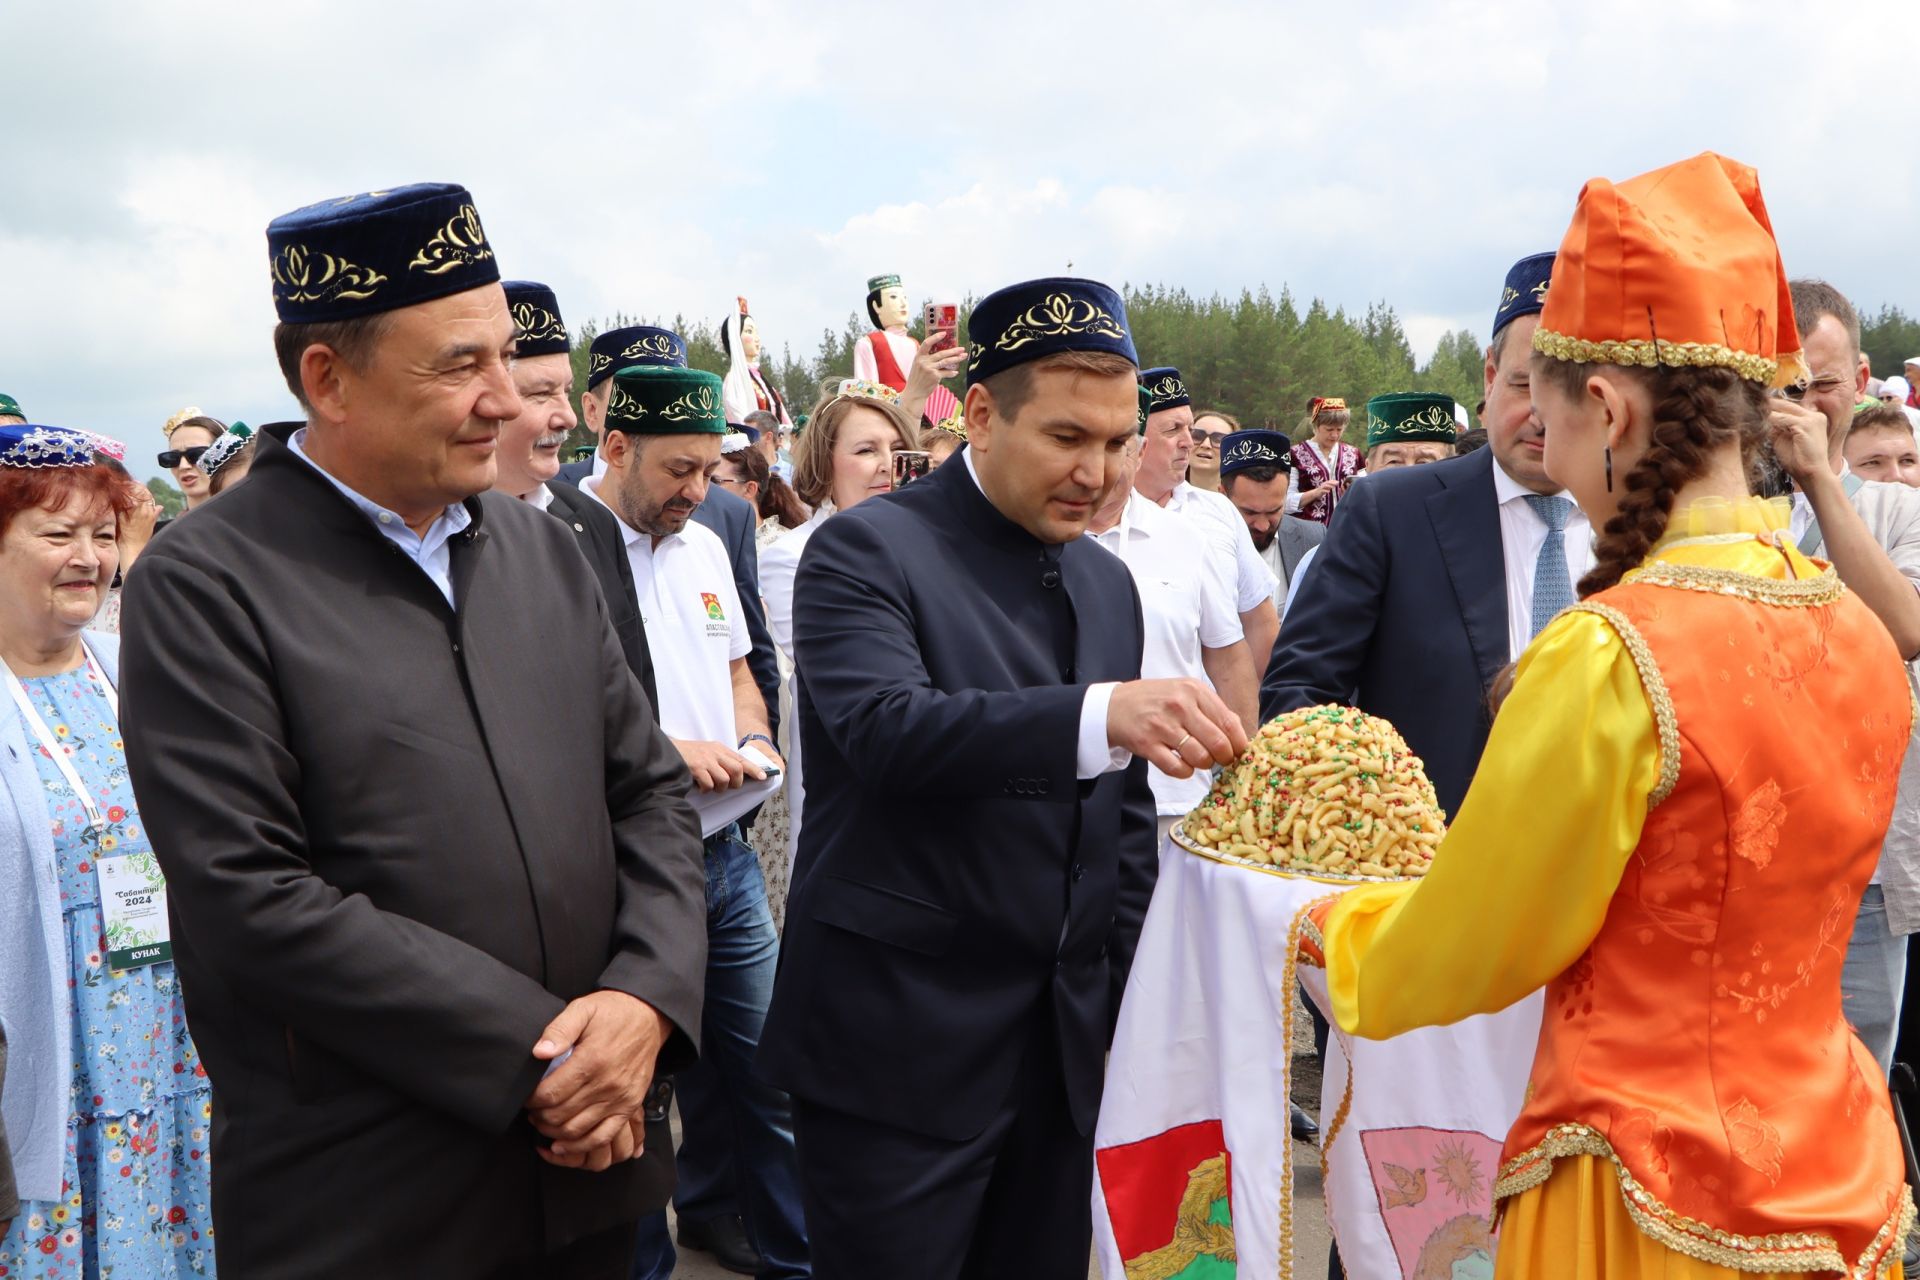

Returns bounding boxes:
[0,427,213,1278]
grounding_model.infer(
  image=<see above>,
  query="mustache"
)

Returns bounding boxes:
[534,430,570,448]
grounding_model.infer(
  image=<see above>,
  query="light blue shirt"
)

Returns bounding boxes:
[288,429,472,608]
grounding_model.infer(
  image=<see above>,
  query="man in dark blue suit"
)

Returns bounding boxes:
[758,278,1246,1279]
[1262,252,1590,819]
[560,324,781,739]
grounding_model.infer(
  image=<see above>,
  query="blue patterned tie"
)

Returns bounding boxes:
[1524,494,1575,637]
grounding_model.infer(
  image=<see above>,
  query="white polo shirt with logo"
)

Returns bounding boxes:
[1088,488,1244,815]
[584,476,751,744]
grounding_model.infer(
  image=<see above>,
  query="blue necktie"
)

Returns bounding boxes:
[1524,494,1575,637]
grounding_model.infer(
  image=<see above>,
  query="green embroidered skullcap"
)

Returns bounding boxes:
[606,366,727,435]
[0,393,22,419]
[1365,393,1458,450]
[867,274,902,293]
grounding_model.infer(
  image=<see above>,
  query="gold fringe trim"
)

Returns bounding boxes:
[1532,327,1780,385]
[1493,1123,1912,1276]
[1565,603,1682,807]
[1271,896,1315,1275]
[1630,559,1846,607]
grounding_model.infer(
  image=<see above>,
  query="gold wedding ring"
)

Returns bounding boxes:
[1173,733,1193,755]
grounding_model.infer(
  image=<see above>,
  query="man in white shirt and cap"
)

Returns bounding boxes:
[1087,387,1255,844]
[1133,366,1280,674]
[583,365,809,1279]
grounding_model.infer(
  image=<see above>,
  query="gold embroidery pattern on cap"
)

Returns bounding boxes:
[1385,404,1456,434]
[409,204,493,276]
[589,353,612,377]
[621,334,679,361]
[607,383,647,424]
[657,384,722,424]
[1149,374,1187,406]
[510,302,565,344]
[965,341,985,371]
[993,292,1127,353]
[271,245,388,304]
[1497,284,1520,312]
[1533,327,1777,386]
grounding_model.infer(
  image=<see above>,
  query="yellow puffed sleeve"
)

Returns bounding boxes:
[1323,608,1661,1039]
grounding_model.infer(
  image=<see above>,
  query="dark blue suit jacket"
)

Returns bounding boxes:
[756,455,1158,1142]
[559,456,780,737]
[1261,447,1507,819]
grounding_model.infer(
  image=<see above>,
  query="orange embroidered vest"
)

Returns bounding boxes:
[1496,539,1914,1273]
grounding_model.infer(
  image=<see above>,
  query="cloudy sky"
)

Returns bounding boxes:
[2,0,1911,469]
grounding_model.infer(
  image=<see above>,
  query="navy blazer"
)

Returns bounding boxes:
[1261,447,1507,818]
[756,455,1158,1142]
[558,457,780,736]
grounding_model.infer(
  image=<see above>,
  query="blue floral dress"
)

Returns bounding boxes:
[0,666,214,1278]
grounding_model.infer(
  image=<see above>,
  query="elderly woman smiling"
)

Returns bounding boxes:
[0,426,213,1279]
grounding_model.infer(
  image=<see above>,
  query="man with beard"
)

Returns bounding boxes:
[118,183,707,1278]
[1263,251,1590,818]
[563,323,781,751]
[494,281,656,707]
[1217,429,1323,603]
[582,366,810,1279]
[1133,366,1280,676]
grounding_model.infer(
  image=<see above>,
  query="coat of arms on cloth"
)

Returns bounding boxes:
[1095,1119,1237,1278]
[1360,1127,1500,1279]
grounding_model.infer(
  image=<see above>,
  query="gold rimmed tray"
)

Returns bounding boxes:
[1169,820,1420,885]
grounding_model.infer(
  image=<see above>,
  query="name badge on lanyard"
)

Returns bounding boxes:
[6,645,172,971]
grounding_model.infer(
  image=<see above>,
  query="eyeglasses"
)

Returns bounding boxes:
[1189,429,1220,446]
[711,475,744,489]
[1779,376,1850,402]
[157,446,210,468]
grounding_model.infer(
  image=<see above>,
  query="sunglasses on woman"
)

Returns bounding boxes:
[1189,428,1221,445]
[158,445,210,468]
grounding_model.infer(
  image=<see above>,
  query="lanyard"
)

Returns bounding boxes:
[6,641,118,832]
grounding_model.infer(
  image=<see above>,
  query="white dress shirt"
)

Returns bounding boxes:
[288,429,471,608]
[962,448,1130,779]
[582,475,750,744]
[1492,460,1594,662]
[521,483,555,512]
[1087,490,1241,814]
[1165,481,1279,613]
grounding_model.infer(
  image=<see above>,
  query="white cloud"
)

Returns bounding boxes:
[0,0,1913,462]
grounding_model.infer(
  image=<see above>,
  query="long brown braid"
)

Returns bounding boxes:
[1534,359,1769,598]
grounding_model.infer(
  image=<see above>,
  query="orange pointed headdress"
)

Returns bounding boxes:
[1533,152,1805,389]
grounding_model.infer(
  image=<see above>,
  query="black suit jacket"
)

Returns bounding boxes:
[1261,447,1507,818]
[756,454,1158,1143]
[546,479,658,711]
[119,426,707,1275]
[559,455,779,736]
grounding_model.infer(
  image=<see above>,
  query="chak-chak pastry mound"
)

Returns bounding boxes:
[1183,705,1446,880]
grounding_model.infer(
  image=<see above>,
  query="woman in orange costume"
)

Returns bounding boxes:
[1314,152,1914,1278]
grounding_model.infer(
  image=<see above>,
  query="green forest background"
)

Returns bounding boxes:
[144,289,1920,514]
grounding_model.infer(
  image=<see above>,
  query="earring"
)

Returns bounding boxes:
[1604,446,1613,493]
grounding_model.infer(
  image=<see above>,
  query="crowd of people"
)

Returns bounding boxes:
[2,150,1920,1280]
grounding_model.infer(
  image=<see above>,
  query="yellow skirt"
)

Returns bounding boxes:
[1496,1156,1905,1280]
